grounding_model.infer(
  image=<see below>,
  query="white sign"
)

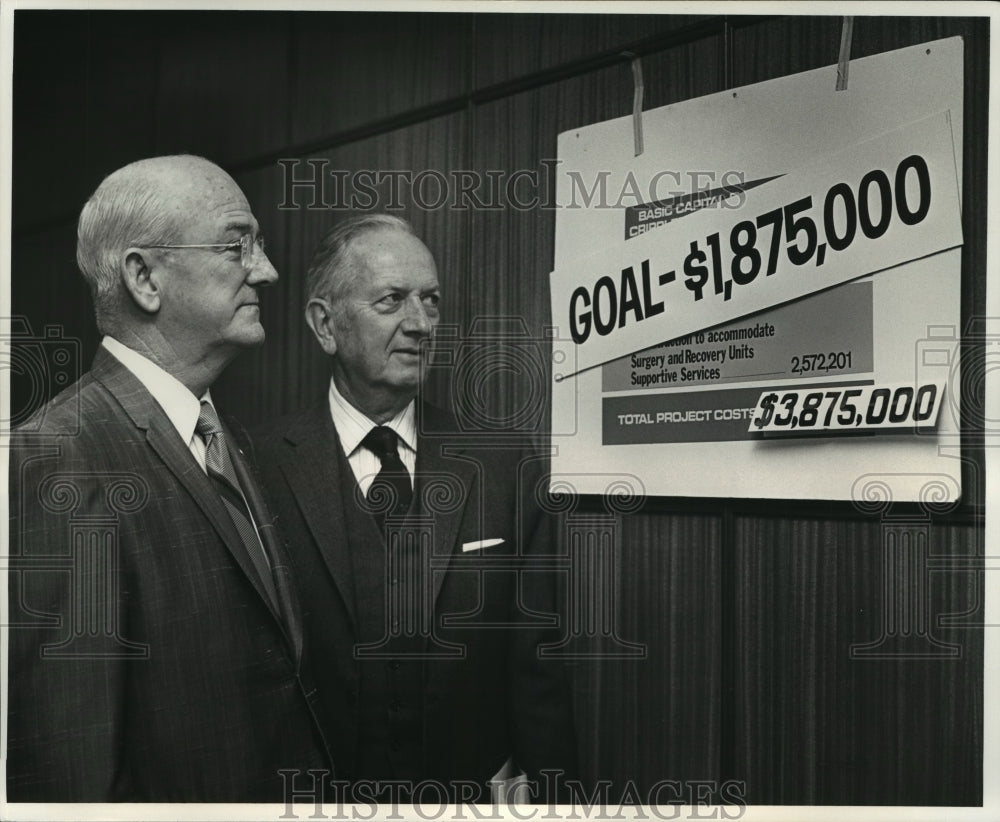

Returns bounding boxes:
[551,113,962,375]
[550,37,964,501]
[748,381,945,435]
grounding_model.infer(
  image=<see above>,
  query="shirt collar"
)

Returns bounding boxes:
[101,336,210,446]
[327,377,416,456]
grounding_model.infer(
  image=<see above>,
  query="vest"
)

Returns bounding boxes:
[335,440,427,788]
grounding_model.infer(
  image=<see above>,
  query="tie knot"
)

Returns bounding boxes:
[196,400,224,438]
[362,426,400,461]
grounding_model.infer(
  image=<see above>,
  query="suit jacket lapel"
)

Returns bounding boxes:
[414,403,477,610]
[90,349,286,627]
[280,401,358,628]
[227,428,303,664]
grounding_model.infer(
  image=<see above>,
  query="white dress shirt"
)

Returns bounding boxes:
[327,378,416,496]
[102,336,213,473]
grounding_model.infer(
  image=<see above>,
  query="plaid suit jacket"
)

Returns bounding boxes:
[6,348,332,801]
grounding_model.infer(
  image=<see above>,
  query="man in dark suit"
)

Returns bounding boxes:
[6,155,332,801]
[253,215,578,803]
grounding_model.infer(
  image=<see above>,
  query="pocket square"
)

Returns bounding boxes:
[462,538,505,552]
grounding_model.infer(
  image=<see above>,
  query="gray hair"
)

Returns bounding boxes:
[305,213,415,304]
[75,155,206,334]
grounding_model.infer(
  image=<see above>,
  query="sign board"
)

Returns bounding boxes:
[550,37,964,501]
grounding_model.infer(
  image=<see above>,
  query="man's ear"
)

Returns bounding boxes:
[305,298,339,356]
[122,248,161,315]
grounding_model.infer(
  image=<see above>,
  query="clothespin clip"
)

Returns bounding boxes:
[836,16,854,91]
[622,51,644,156]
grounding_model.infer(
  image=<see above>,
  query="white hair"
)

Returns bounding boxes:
[75,155,215,333]
[305,213,415,305]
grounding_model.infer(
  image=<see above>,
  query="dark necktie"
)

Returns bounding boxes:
[361,425,413,528]
[196,400,280,611]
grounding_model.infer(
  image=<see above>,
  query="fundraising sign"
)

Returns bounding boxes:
[549,37,965,501]
[551,113,961,376]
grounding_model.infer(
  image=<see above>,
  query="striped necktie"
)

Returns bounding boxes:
[196,400,279,611]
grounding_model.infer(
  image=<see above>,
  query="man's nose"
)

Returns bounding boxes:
[401,296,434,335]
[246,245,279,286]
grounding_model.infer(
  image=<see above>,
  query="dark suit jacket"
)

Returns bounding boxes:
[6,348,332,802]
[253,399,579,799]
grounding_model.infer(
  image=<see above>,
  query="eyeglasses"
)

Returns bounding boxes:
[142,233,266,271]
